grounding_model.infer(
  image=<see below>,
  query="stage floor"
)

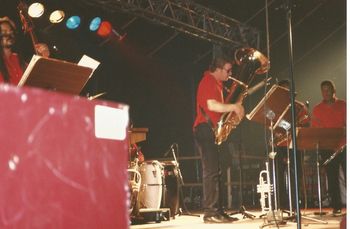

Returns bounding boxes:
[131,208,345,229]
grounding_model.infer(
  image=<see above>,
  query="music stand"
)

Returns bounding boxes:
[18,55,93,95]
[247,84,291,125]
[296,127,345,218]
[247,84,292,227]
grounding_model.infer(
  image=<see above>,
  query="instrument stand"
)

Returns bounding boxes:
[294,127,345,224]
[229,143,256,220]
[313,143,327,216]
[260,112,286,229]
[171,144,200,218]
[278,125,327,225]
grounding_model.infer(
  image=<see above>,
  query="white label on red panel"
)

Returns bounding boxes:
[95,105,129,140]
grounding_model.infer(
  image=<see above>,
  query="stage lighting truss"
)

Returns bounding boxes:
[77,0,260,48]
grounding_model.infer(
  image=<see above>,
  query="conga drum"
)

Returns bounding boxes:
[138,160,163,209]
[161,160,180,217]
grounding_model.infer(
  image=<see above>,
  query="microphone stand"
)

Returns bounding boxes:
[284,0,301,227]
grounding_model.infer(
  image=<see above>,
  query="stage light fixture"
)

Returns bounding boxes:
[49,10,65,23]
[28,2,45,18]
[89,17,102,31]
[66,16,81,29]
[96,21,112,37]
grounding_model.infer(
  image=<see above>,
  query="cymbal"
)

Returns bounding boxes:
[88,92,106,100]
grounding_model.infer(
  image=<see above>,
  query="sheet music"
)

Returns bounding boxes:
[78,55,100,78]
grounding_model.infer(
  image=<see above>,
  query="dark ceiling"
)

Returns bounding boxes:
[1,0,346,158]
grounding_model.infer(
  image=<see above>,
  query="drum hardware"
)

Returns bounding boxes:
[127,167,141,215]
[128,150,143,217]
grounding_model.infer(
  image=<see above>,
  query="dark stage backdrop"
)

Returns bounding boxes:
[0,1,346,193]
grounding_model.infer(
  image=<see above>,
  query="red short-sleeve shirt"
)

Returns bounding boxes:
[193,71,223,129]
[0,53,24,85]
[312,99,346,128]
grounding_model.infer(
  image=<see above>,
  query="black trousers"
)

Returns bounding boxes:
[194,123,222,216]
[322,148,346,210]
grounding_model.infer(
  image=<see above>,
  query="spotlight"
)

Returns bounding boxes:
[49,10,65,23]
[89,17,102,31]
[97,21,112,37]
[28,2,45,18]
[66,16,81,29]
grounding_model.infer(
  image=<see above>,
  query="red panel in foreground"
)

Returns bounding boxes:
[0,84,129,229]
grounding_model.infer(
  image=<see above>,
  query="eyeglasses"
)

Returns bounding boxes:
[222,68,232,73]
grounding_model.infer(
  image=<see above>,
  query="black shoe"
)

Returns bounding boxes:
[218,211,239,222]
[332,209,342,217]
[203,214,235,224]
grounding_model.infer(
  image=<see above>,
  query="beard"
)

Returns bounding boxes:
[1,34,15,48]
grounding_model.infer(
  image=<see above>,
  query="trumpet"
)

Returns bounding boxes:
[257,162,273,213]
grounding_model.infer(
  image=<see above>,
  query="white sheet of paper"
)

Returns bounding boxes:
[78,55,100,78]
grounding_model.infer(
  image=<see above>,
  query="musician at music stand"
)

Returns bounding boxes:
[0,15,49,84]
[311,80,346,216]
[296,127,345,221]
[247,84,329,226]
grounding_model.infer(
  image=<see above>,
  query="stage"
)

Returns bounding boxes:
[131,208,345,229]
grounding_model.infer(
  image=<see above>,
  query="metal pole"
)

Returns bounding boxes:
[285,0,301,228]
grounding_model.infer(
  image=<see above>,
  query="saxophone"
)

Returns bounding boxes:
[214,48,269,145]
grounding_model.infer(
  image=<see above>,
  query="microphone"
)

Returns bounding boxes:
[304,100,310,108]
[265,108,276,120]
[163,143,177,157]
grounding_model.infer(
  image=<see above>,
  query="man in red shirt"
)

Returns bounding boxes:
[0,17,49,84]
[311,80,346,216]
[193,56,244,223]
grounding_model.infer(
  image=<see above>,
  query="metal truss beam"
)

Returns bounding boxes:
[79,0,259,48]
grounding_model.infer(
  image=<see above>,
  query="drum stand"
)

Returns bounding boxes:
[170,144,200,218]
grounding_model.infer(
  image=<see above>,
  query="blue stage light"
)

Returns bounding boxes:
[66,16,81,29]
[89,17,102,31]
